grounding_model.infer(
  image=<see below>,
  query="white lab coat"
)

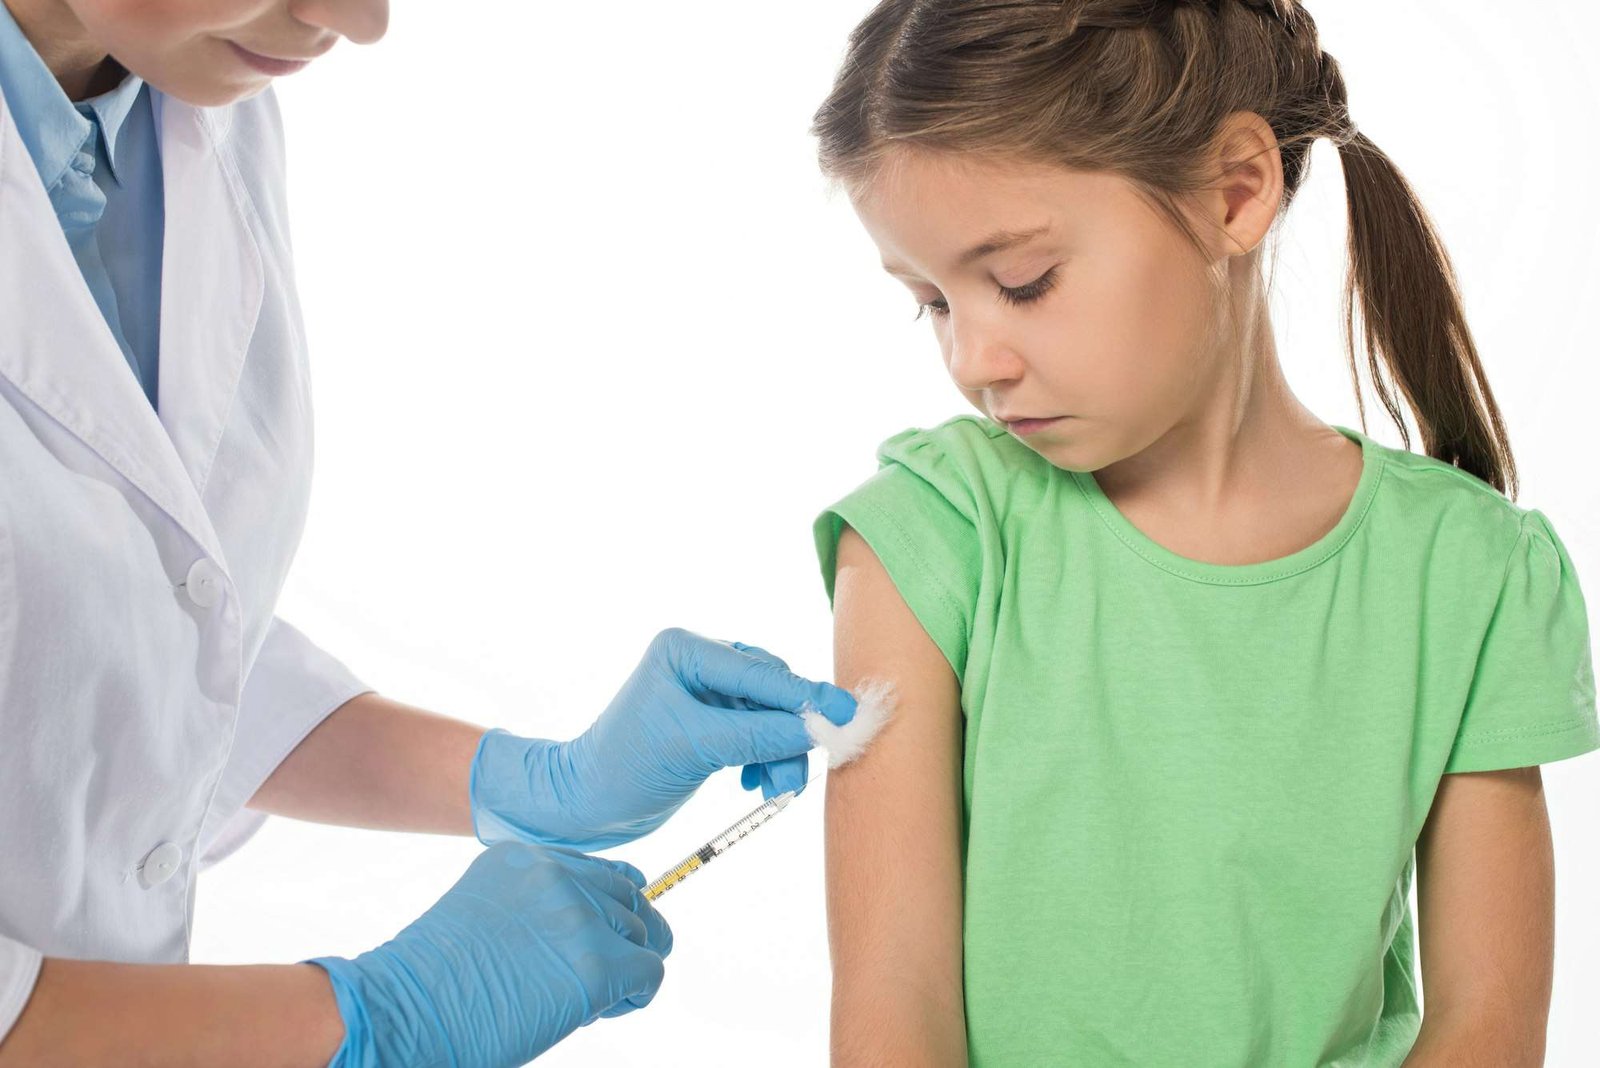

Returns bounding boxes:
[0,80,372,1040]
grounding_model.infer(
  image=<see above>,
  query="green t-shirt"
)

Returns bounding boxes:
[813,415,1600,1067]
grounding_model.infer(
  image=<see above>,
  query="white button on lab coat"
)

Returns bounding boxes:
[138,843,184,889]
[183,557,226,609]
[0,83,374,1040]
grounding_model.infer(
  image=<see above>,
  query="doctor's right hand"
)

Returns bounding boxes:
[305,840,671,1068]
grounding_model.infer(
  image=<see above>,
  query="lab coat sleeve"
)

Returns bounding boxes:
[196,617,374,870]
[0,932,43,1047]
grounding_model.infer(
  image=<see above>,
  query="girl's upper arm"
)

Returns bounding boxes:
[825,524,967,1065]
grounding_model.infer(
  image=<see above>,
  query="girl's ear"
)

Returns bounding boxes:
[1201,110,1286,262]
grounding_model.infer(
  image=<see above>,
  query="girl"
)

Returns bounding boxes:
[807,1,1598,1065]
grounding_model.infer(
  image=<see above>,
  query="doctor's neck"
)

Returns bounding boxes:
[2,0,388,106]
[3,0,114,100]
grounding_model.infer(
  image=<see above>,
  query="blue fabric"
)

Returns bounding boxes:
[0,3,163,409]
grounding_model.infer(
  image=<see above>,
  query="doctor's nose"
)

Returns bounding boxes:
[290,0,390,46]
[945,317,1025,393]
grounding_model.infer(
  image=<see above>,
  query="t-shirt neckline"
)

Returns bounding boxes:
[1067,424,1385,586]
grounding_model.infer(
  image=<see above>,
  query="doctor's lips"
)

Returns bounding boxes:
[227,41,325,78]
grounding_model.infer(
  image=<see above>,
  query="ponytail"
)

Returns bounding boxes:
[1335,130,1518,497]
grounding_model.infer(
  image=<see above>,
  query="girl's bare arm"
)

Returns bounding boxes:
[826,525,968,1066]
[1401,765,1554,1067]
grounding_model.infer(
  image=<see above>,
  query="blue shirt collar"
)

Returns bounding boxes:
[79,65,144,183]
[0,1,145,190]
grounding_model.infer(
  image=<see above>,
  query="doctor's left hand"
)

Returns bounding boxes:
[468,627,857,850]
[308,841,670,1067]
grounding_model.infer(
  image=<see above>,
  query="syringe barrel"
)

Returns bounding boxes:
[644,845,715,901]
[641,791,796,902]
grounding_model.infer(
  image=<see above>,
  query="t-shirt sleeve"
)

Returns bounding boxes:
[813,428,983,677]
[1442,508,1600,773]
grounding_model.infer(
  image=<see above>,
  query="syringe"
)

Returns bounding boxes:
[643,787,802,901]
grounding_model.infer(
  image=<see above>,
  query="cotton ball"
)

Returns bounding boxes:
[801,679,897,769]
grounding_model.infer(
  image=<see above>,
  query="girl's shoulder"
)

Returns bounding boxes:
[876,412,1010,462]
[1359,431,1558,572]
[862,416,1575,580]
[872,413,1060,507]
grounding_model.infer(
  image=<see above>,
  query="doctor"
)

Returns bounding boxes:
[0,1,856,1065]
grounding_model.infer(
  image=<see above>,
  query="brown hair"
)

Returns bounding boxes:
[810,0,1517,497]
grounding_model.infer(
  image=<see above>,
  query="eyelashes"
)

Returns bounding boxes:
[913,266,1060,322]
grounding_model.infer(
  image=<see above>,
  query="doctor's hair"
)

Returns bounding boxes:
[810,0,1517,497]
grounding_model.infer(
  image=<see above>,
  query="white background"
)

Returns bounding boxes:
[192,1,1600,1063]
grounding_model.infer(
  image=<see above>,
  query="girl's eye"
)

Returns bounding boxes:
[998,266,1059,308]
[912,267,1060,322]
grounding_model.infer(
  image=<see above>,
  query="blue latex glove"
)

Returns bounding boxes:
[306,841,671,1068]
[727,642,820,798]
[470,627,857,850]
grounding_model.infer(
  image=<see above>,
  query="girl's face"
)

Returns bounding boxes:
[41,0,388,105]
[849,150,1234,473]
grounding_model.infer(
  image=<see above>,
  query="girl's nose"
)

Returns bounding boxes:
[290,0,390,46]
[946,316,1025,392]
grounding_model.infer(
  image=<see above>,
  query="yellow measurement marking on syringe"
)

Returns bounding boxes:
[644,854,706,900]
[643,790,798,902]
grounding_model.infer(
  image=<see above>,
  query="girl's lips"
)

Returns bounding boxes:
[228,42,312,77]
[1006,416,1067,436]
